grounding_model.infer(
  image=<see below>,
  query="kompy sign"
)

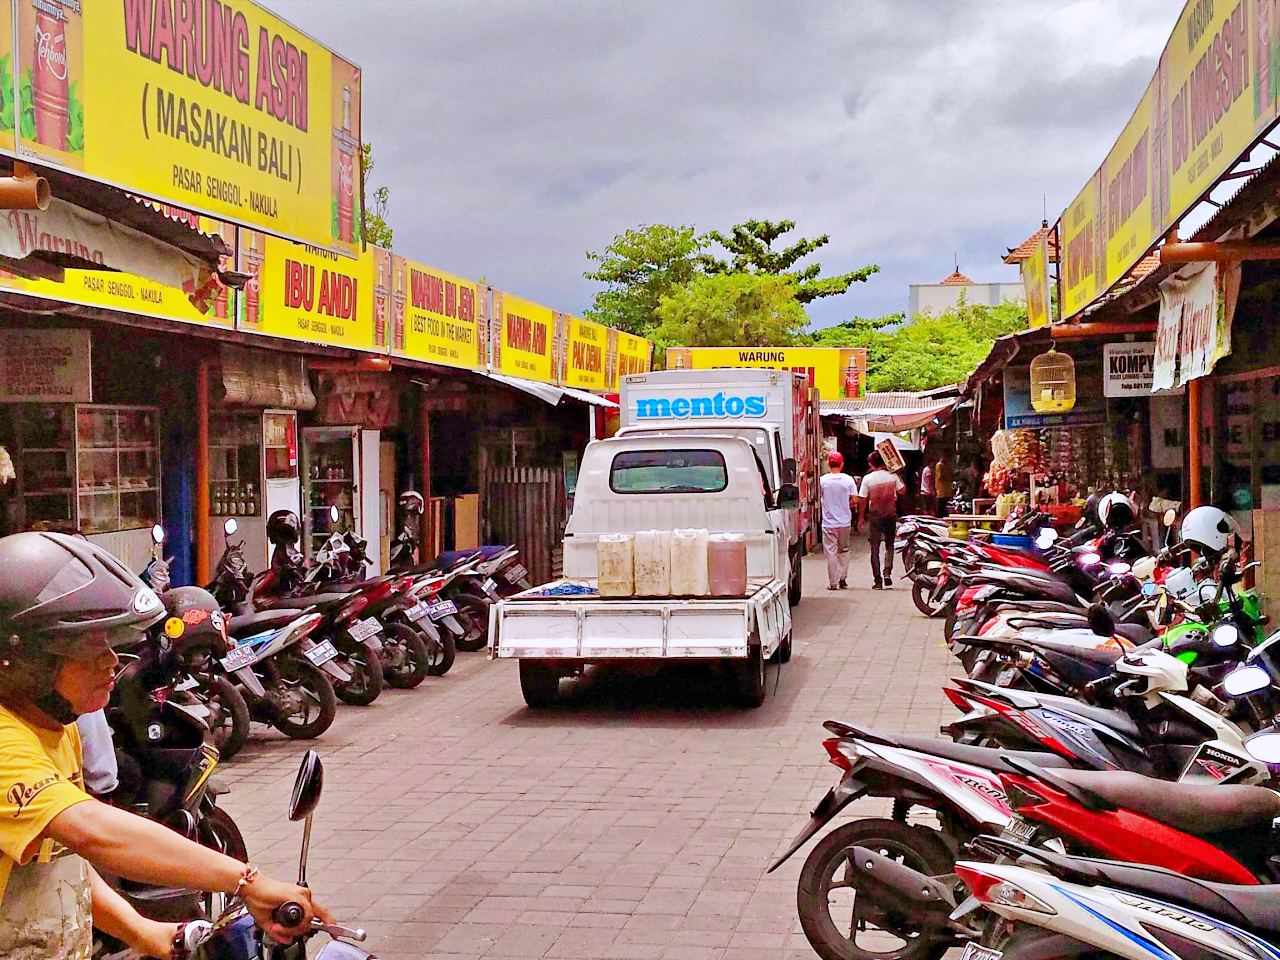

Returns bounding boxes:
[1103,342,1158,397]
[634,392,768,420]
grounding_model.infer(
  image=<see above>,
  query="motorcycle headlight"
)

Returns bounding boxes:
[1212,624,1241,648]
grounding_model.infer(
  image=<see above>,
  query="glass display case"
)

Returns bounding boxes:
[302,427,357,557]
[17,406,76,530]
[210,410,261,517]
[263,411,298,480]
[75,406,161,534]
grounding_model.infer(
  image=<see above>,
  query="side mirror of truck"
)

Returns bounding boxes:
[783,458,798,484]
[776,483,801,510]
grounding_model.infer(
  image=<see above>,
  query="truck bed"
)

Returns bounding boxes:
[492,578,789,660]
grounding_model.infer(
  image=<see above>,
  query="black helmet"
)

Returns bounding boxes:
[160,586,230,655]
[0,532,165,719]
[266,510,301,545]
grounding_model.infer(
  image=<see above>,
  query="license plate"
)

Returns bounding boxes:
[428,599,457,619]
[219,645,256,672]
[405,601,429,622]
[961,944,1003,960]
[995,665,1020,686]
[1001,816,1037,843]
[503,563,527,583]
[303,640,338,666]
[483,578,498,595]
[348,617,382,642]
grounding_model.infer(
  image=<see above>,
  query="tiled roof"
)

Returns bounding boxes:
[939,270,974,285]
[1003,223,1058,265]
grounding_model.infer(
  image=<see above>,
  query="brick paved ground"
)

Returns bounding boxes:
[220,542,955,960]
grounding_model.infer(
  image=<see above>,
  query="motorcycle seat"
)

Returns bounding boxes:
[260,592,354,610]
[431,550,482,572]
[825,721,1074,774]
[991,600,1082,615]
[228,609,307,636]
[1051,768,1280,836]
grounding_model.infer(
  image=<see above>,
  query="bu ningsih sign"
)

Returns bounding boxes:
[0,0,363,256]
[1060,0,1276,319]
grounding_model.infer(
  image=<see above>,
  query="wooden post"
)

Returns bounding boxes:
[196,360,211,584]
[1188,377,1203,507]
[419,393,432,560]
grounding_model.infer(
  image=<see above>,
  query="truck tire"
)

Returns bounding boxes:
[519,661,561,708]
[774,632,793,664]
[788,551,803,607]
[735,644,767,708]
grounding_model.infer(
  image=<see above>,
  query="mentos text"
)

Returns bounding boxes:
[635,393,767,419]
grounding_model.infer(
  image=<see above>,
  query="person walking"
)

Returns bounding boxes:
[935,457,953,517]
[858,451,905,589]
[819,452,858,590]
[919,460,936,516]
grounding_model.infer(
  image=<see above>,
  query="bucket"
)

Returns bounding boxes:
[708,533,747,597]
[671,528,709,596]
[634,530,672,597]
[597,534,634,597]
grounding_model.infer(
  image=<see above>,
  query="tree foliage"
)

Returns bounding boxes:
[583,225,705,337]
[811,298,1027,392]
[361,143,394,248]
[698,219,879,303]
[654,274,808,349]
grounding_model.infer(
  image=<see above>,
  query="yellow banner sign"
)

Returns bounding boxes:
[612,330,653,388]
[391,256,480,370]
[0,214,234,326]
[493,291,554,382]
[1021,232,1052,328]
[8,0,362,255]
[664,346,866,400]
[1060,0,1272,318]
[563,316,608,390]
[239,230,378,350]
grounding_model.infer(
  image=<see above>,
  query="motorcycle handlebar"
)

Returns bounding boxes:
[274,901,306,928]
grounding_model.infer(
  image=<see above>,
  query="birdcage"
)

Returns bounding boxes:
[1029,348,1076,413]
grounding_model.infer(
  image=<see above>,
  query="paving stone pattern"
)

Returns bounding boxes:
[220,543,954,960]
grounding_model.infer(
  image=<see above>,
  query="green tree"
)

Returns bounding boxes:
[808,312,900,372]
[361,143,393,248]
[583,225,705,337]
[654,273,808,350]
[698,219,879,303]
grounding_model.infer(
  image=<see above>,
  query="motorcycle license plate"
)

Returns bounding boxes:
[1000,817,1037,844]
[483,578,499,596]
[348,617,382,642]
[405,601,429,622]
[961,945,1003,960]
[503,563,528,583]
[428,599,458,619]
[219,645,256,672]
[304,640,338,667]
[995,665,1020,686]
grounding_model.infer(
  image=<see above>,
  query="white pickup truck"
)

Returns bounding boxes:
[491,434,795,708]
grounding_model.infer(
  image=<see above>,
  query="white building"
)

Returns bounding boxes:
[907,269,1024,317]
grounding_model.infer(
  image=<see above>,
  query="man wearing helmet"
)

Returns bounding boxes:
[0,532,330,959]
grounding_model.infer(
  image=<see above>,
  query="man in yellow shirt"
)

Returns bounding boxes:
[0,532,330,959]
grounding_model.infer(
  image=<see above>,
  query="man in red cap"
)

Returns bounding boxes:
[819,451,859,589]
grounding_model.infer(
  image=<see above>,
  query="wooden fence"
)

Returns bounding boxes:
[484,465,565,585]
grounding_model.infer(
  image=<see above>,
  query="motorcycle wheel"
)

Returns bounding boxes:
[453,608,488,652]
[911,580,946,619]
[335,644,385,705]
[199,805,248,860]
[384,622,430,689]
[271,656,339,738]
[425,627,456,676]
[201,676,250,761]
[797,818,952,960]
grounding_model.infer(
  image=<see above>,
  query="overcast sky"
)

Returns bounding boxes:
[264,0,1182,329]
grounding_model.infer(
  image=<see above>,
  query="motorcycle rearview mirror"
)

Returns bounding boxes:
[289,750,323,886]
[1131,556,1157,581]
[329,505,340,525]
[1222,664,1271,698]
[1034,527,1058,549]
[1244,730,1280,764]
[150,523,165,546]
[223,517,238,539]
[1086,601,1116,638]
[1162,508,1177,528]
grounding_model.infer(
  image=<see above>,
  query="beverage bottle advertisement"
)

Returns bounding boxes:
[19,0,84,168]
[330,55,361,245]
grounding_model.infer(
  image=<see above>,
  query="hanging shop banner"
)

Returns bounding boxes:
[663,346,867,400]
[1153,260,1233,391]
[1059,0,1273,319]
[238,230,378,350]
[612,330,653,387]
[492,291,554,382]
[0,328,91,402]
[1021,231,1051,328]
[0,214,235,327]
[9,0,362,256]
[1103,342,1160,397]
[1004,363,1105,429]
[392,257,480,370]
[563,316,608,390]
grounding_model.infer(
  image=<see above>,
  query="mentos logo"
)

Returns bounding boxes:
[635,393,767,419]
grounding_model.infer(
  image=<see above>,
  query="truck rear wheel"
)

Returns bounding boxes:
[519,661,561,708]
[735,645,767,708]
[788,552,803,607]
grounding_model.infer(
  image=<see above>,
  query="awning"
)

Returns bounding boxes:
[821,392,959,432]
[487,372,618,409]
[218,344,316,410]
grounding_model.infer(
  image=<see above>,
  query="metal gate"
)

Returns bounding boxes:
[484,465,565,585]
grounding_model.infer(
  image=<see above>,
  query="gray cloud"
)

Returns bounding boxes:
[263,0,1182,327]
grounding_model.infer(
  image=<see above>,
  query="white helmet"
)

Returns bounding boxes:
[398,491,425,516]
[1180,505,1238,556]
[1097,491,1136,530]
[1115,649,1189,697]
